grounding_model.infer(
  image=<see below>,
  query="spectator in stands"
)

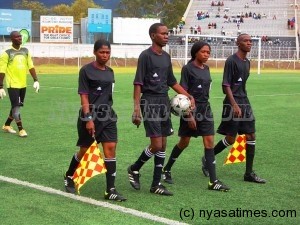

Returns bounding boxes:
[197,25,202,34]
[221,26,226,35]
[290,20,295,29]
[172,27,176,35]
[179,24,183,33]
[194,25,198,34]
[257,13,261,19]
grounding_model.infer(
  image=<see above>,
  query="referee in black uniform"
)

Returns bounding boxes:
[64,39,126,201]
[162,41,229,191]
[203,33,266,184]
[127,23,195,196]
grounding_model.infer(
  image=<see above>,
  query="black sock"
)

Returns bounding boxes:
[214,138,230,155]
[66,153,80,177]
[151,151,165,187]
[105,158,116,191]
[245,140,256,174]
[16,121,23,131]
[5,110,13,126]
[163,145,183,171]
[205,148,217,183]
[131,146,153,171]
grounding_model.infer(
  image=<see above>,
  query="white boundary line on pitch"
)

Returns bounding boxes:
[0,175,188,225]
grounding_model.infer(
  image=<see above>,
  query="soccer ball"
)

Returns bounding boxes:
[170,94,191,116]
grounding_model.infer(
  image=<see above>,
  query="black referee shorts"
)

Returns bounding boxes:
[140,94,173,138]
[76,109,118,147]
[217,97,256,136]
[178,102,215,137]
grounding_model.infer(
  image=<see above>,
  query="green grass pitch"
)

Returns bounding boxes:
[0,69,299,225]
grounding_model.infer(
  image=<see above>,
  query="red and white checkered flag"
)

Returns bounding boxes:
[224,135,246,165]
[73,141,106,193]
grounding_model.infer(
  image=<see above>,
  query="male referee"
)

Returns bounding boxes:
[202,33,266,183]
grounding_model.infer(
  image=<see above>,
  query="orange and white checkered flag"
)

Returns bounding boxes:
[224,135,246,165]
[73,141,106,193]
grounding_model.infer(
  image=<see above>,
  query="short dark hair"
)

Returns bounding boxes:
[10,31,19,38]
[237,33,250,42]
[149,23,165,37]
[94,39,111,51]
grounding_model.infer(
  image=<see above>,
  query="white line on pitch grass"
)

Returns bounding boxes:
[0,175,188,225]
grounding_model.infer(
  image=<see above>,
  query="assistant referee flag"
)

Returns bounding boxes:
[224,135,246,165]
[73,141,106,193]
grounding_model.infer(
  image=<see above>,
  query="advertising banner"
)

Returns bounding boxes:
[0,9,31,35]
[40,16,73,43]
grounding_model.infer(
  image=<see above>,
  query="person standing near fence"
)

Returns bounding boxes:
[0,30,40,137]
[202,33,266,184]
[128,23,195,196]
[63,39,126,201]
[162,41,230,191]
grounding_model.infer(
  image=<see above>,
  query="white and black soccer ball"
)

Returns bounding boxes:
[170,94,191,116]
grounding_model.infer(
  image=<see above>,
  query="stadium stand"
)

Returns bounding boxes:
[181,0,297,37]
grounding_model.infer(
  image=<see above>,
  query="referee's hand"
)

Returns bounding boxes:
[132,111,142,128]
[0,88,6,99]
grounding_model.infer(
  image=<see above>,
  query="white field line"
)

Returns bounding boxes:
[0,175,188,225]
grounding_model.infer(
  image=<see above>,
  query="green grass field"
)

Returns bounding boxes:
[0,68,299,225]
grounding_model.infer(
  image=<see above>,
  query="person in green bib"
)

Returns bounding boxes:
[0,30,39,137]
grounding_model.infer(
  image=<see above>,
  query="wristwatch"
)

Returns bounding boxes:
[84,113,93,121]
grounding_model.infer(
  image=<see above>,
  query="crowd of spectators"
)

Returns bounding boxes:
[173,0,294,38]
